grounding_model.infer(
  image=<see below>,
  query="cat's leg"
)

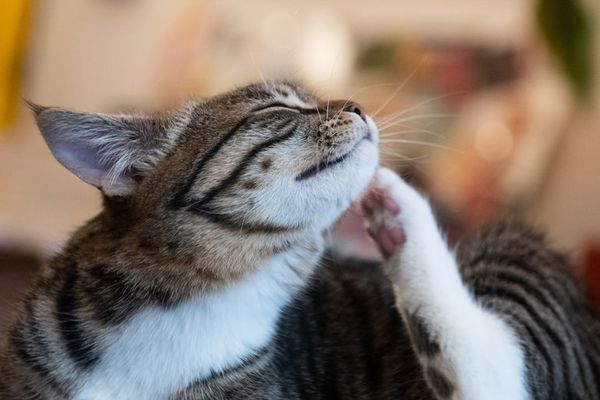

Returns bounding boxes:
[362,168,529,400]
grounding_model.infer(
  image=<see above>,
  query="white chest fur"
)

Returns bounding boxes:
[75,251,316,400]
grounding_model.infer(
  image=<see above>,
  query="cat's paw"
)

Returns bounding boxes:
[361,184,405,259]
[361,167,438,262]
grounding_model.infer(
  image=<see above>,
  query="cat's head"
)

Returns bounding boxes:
[33,82,378,271]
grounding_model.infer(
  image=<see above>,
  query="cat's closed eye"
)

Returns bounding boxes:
[252,102,326,115]
[252,102,302,114]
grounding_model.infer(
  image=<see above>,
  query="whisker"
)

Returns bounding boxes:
[330,81,419,122]
[325,46,342,120]
[377,113,461,131]
[379,117,449,132]
[379,128,446,140]
[376,94,464,127]
[378,151,431,174]
[379,138,466,154]
[378,157,430,176]
[333,73,434,125]
[246,45,268,87]
[341,81,427,93]
[378,151,427,162]
[331,101,348,124]
[239,207,249,236]
[315,100,323,123]
[371,57,427,118]
[326,81,429,122]
[375,91,465,127]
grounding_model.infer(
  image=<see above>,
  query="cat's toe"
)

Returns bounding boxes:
[361,167,439,261]
[361,172,406,259]
[366,225,406,258]
[360,187,400,218]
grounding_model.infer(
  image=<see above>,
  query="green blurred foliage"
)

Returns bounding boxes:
[356,40,397,71]
[536,0,594,101]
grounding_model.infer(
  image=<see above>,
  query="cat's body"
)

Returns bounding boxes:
[1,82,599,399]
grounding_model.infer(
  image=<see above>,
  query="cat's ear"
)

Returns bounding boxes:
[30,103,177,196]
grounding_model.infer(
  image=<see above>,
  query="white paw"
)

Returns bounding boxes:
[362,168,440,259]
[361,167,457,308]
[362,168,529,400]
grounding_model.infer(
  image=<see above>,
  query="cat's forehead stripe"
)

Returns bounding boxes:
[271,88,312,109]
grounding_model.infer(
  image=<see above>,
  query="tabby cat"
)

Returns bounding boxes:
[1,81,599,399]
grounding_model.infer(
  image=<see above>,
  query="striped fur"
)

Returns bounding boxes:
[1,82,599,399]
[460,223,600,399]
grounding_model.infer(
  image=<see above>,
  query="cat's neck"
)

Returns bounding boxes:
[63,210,324,299]
[73,242,323,400]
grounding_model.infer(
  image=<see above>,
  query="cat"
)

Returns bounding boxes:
[1,81,598,399]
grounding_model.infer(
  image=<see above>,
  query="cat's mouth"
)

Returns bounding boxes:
[295,131,373,182]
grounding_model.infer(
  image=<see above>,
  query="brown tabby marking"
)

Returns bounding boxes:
[261,158,273,171]
[406,311,441,358]
[426,366,455,398]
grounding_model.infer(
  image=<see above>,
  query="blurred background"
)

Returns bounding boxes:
[0,0,599,329]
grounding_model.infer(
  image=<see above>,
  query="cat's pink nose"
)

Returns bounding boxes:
[324,100,367,121]
[342,101,366,121]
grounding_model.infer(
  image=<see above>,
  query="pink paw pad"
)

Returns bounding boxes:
[361,188,400,216]
[367,226,406,258]
[360,187,405,259]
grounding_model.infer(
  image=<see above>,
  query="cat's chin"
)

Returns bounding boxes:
[316,160,379,233]
[365,115,379,136]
